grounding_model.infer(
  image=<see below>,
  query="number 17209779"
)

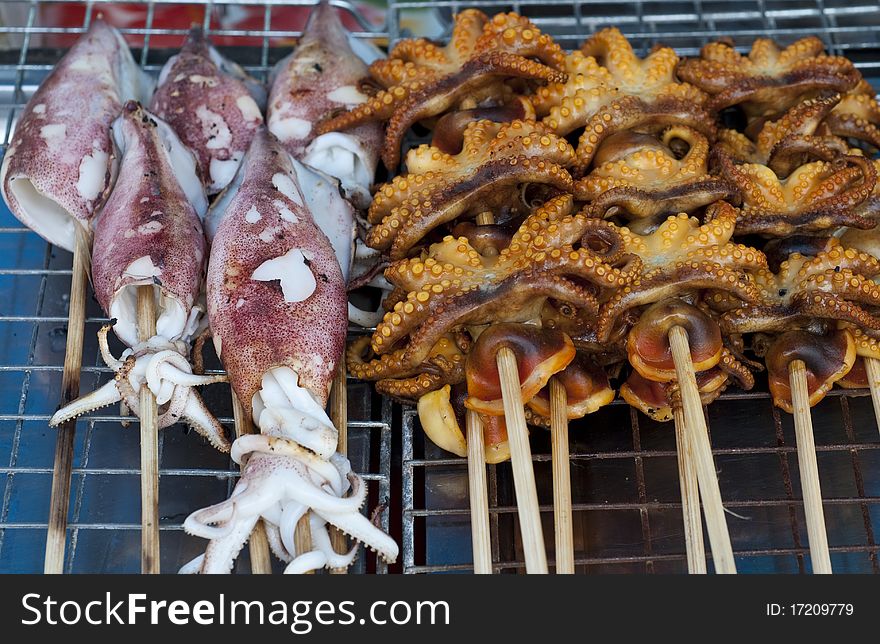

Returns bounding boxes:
[766,604,854,616]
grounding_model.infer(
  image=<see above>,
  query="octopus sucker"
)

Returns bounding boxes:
[573,95,718,173]
[596,202,767,341]
[351,194,640,390]
[715,90,846,173]
[720,238,880,339]
[268,0,382,209]
[533,30,709,152]
[50,102,226,450]
[183,128,397,573]
[316,9,568,171]
[151,26,265,195]
[0,19,152,252]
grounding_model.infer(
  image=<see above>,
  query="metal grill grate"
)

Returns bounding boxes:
[1,0,880,576]
[394,0,880,574]
[0,0,392,574]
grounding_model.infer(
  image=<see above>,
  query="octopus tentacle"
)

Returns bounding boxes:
[792,291,880,336]
[718,347,756,390]
[577,127,733,219]
[368,156,573,258]
[677,37,860,116]
[366,119,575,258]
[378,51,567,169]
[574,95,717,172]
[717,149,879,235]
[392,272,600,364]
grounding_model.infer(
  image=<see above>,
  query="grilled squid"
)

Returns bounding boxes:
[182,129,398,574]
[0,19,152,251]
[151,27,266,194]
[267,0,382,209]
[49,102,228,451]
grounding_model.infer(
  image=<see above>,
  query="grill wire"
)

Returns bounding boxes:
[0,0,878,575]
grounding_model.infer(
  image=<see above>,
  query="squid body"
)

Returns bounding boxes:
[267,0,382,210]
[50,102,228,451]
[0,20,152,251]
[151,27,266,194]
[182,128,398,573]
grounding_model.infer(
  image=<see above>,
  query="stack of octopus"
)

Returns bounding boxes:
[5,4,880,574]
[336,10,880,464]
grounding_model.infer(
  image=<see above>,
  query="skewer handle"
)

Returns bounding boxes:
[466,410,493,574]
[788,360,832,574]
[496,347,548,574]
[231,393,273,574]
[549,378,574,574]
[44,225,90,574]
[467,208,496,573]
[668,326,736,574]
[329,360,349,574]
[673,406,707,574]
[863,357,880,438]
[136,286,160,574]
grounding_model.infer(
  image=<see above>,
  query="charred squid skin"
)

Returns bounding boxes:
[0,19,152,252]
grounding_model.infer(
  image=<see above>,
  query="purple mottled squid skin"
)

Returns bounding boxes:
[92,102,206,345]
[267,0,381,207]
[151,28,264,194]
[207,129,347,414]
[0,20,149,252]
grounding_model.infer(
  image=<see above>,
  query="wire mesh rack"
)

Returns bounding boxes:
[394,0,880,574]
[0,0,393,574]
[1,0,880,576]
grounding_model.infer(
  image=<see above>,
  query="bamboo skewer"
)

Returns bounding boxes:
[668,326,736,574]
[496,346,548,573]
[231,392,273,574]
[549,378,574,574]
[466,410,493,574]
[788,360,832,574]
[44,225,90,574]
[465,210,494,574]
[672,406,707,574]
[863,357,880,438]
[136,286,160,573]
[329,360,349,574]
